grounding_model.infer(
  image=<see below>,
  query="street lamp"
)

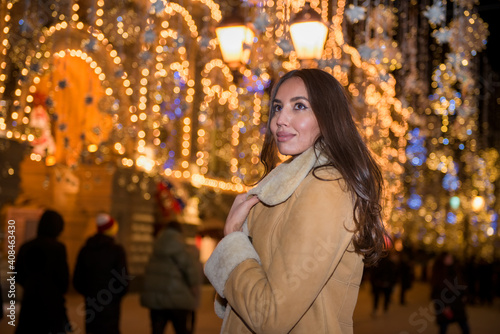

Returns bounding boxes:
[290,2,328,60]
[215,8,254,70]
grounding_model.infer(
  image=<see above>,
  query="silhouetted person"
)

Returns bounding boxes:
[15,209,70,333]
[398,249,414,305]
[370,251,398,315]
[477,258,494,305]
[73,213,129,334]
[464,256,478,304]
[430,252,470,334]
[141,220,201,334]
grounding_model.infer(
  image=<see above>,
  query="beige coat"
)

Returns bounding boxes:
[205,148,364,334]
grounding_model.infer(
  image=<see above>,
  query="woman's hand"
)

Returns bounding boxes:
[224,194,260,236]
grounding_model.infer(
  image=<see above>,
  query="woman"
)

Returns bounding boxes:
[204,69,389,333]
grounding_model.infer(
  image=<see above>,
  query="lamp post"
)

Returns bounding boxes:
[290,2,328,60]
[215,8,254,70]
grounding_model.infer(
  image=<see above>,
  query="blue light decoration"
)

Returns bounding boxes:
[407,192,422,210]
[19,18,33,34]
[405,128,427,166]
[163,158,174,170]
[491,212,498,233]
[442,162,460,191]
[446,212,457,224]
[242,71,270,93]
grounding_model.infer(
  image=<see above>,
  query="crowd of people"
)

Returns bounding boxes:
[6,217,500,334]
[364,244,500,334]
[11,209,201,334]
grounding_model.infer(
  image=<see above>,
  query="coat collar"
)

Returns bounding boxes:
[248,147,329,206]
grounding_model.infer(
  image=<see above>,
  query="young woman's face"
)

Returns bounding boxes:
[270,77,321,156]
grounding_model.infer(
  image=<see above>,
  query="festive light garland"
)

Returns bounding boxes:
[0,0,497,257]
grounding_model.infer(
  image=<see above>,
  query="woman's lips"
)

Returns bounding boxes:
[276,132,294,142]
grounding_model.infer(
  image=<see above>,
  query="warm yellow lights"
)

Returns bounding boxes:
[0,0,490,223]
[136,155,155,172]
[88,144,98,153]
[290,21,328,59]
[215,11,254,69]
[471,196,485,212]
[288,2,328,60]
[45,156,56,166]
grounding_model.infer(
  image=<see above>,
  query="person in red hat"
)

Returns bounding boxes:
[73,213,130,334]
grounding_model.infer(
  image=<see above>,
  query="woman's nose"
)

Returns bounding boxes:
[275,108,289,126]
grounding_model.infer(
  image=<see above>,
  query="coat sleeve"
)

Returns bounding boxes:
[206,177,356,333]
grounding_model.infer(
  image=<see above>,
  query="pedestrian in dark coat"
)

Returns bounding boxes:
[15,209,70,334]
[398,249,414,305]
[369,250,398,315]
[73,213,129,334]
[141,220,201,334]
[430,252,470,334]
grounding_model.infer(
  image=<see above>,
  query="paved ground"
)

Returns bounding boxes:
[1,281,499,333]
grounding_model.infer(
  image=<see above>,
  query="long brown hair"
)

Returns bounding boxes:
[260,69,389,266]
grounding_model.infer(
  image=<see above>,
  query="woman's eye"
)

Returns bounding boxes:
[272,104,282,113]
[294,103,307,110]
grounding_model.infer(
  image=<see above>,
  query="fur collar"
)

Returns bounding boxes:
[247,147,328,206]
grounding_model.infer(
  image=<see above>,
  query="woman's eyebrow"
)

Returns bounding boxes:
[272,96,309,104]
[290,96,309,102]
